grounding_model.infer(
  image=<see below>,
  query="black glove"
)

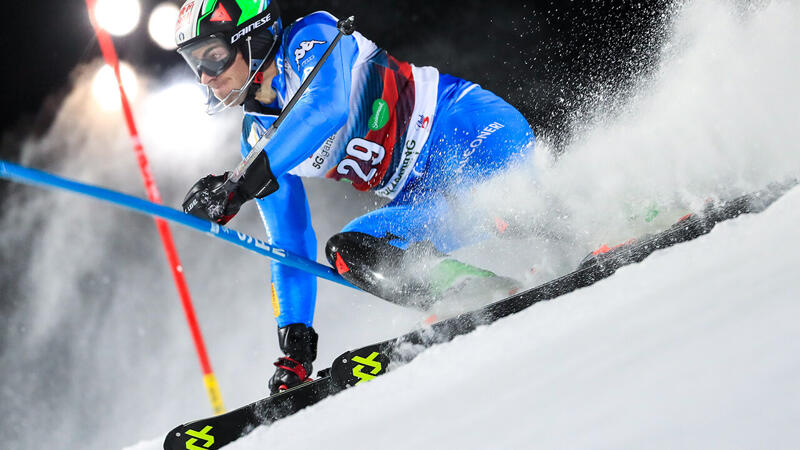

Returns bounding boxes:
[182,151,280,225]
[182,172,248,225]
[269,323,318,394]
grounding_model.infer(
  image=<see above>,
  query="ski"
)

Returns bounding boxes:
[163,180,795,449]
[163,377,336,450]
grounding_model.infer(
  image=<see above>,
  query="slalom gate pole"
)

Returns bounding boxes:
[84,0,225,413]
[0,160,357,288]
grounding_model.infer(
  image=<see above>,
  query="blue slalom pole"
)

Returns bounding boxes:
[0,160,357,289]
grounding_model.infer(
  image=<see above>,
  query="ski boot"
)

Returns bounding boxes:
[268,323,318,394]
[326,231,520,311]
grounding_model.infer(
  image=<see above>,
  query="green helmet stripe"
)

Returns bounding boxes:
[196,0,219,35]
[235,0,265,26]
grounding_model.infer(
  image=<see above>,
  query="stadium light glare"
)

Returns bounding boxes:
[92,63,139,111]
[149,3,180,50]
[94,0,141,36]
[140,82,217,154]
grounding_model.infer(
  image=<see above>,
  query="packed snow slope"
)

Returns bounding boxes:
[253,190,796,449]
[130,183,800,450]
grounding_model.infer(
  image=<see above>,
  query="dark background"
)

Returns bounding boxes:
[0,0,672,324]
[1,0,671,160]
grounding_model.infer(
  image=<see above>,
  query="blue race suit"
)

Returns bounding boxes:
[240,12,535,327]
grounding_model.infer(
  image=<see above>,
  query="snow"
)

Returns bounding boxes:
[123,184,800,450]
[226,187,800,449]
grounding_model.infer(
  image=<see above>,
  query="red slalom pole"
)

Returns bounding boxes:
[85,0,224,414]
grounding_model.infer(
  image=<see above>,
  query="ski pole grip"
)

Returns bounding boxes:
[338,16,355,35]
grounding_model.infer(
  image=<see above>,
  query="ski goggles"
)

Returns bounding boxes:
[177,36,237,79]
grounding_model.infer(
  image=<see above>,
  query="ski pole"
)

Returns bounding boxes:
[0,160,358,289]
[230,16,356,183]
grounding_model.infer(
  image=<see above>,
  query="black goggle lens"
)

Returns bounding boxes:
[178,37,236,78]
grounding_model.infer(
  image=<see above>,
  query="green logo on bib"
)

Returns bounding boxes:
[368,99,390,131]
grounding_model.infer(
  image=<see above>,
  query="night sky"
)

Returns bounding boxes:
[1,0,671,160]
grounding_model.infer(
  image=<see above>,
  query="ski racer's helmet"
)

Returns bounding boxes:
[175,0,282,113]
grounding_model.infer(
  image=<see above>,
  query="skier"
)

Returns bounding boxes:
[175,0,535,394]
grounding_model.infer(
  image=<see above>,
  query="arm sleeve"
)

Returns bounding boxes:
[264,14,359,177]
[238,14,357,327]
[241,117,317,328]
[254,174,317,328]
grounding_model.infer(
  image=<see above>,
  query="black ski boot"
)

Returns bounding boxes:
[268,323,318,394]
[326,231,520,310]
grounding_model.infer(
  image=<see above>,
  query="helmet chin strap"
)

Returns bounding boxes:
[205,36,276,115]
